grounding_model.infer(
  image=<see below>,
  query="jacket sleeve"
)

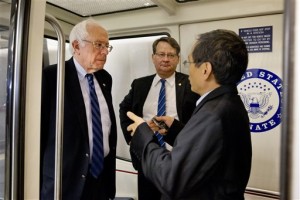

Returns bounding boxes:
[119,81,135,144]
[164,119,185,145]
[130,111,224,199]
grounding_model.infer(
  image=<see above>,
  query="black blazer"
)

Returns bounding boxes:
[130,85,252,200]
[40,58,117,199]
[119,72,199,167]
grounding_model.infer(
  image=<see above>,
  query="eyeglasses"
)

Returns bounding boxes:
[183,60,195,68]
[82,40,113,52]
[155,53,178,59]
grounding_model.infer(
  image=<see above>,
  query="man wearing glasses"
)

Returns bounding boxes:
[119,36,199,200]
[40,18,117,200]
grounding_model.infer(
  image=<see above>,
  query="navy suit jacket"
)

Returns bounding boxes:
[119,72,199,169]
[130,85,252,200]
[40,58,117,199]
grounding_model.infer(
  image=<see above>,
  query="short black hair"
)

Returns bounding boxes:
[192,29,248,85]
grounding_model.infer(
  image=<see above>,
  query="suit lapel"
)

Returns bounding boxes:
[175,72,185,121]
[65,58,89,142]
[192,85,237,115]
[94,70,111,107]
[94,69,116,126]
[140,75,155,104]
[93,69,117,147]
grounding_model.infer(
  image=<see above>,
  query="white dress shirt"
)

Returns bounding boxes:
[73,58,111,159]
[143,73,179,151]
[143,73,179,121]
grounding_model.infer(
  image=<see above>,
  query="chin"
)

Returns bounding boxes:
[88,66,103,73]
[191,87,197,93]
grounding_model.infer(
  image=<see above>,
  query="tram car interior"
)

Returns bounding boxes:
[0,0,299,199]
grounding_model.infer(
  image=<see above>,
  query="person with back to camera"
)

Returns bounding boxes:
[119,36,199,200]
[126,29,252,200]
[40,18,117,200]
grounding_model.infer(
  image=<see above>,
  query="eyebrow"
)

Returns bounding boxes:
[156,52,177,54]
[96,41,109,44]
[88,39,109,44]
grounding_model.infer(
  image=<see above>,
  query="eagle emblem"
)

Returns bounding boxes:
[237,68,282,132]
[239,92,273,119]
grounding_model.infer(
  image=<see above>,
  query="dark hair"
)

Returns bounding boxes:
[152,36,180,55]
[192,29,248,85]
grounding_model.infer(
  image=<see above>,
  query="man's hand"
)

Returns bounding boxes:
[151,116,174,135]
[127,111,145,136]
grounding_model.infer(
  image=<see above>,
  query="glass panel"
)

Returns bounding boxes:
[106,35,168,160]
[0,0,11,198]
[43,38,71,67]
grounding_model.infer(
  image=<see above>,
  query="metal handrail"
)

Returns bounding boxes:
[245,188,280,199]
[45,13,65,200]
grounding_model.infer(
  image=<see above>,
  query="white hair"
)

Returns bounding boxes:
[68,18,102,55]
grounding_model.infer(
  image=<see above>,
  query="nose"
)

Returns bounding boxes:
[162,55,170,60]
[100,48,109,55]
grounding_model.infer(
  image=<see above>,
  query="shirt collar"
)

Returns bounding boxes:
[154,72,176,87]
[73,57,88,81]
[196,90,212,106]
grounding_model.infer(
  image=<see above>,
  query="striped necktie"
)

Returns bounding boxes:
[155,79,166,147]
[86,74,104,178]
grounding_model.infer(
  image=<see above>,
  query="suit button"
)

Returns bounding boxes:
[81,175,86,179]
[85,153,89,157]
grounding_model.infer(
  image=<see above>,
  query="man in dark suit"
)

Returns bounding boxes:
[119,37,199,200]
[126,29,252,200]
[40,18,117,200]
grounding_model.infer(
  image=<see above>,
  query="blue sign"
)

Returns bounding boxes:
[239,26,272,53]
[237,68,282,133]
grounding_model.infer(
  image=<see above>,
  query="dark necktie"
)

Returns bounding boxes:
[155,79,166,147]
[86,74,104,178]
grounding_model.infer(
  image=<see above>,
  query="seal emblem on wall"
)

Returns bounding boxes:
[237,68,282,133]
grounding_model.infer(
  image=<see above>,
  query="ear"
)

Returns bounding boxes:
[72,40,80,54]
[152,54,155,61]
[202,62,213,80]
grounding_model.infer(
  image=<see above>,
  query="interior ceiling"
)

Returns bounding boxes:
[46,0,198,17]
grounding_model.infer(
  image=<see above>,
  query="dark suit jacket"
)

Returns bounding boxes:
[40,58,117,200]
[119,72,199,167]
[130,85,252,200]
[119,72,199,145]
